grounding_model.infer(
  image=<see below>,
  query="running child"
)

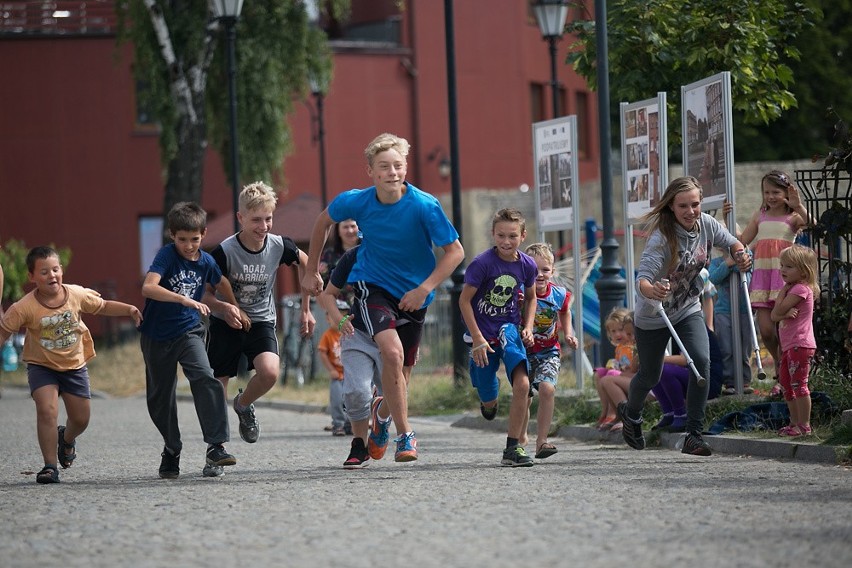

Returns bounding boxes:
[0,246,142,483]
[459,208,538,467]
[317,300,351,436]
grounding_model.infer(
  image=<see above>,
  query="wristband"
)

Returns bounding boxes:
[471,343,489,352]
[338,315,352,331]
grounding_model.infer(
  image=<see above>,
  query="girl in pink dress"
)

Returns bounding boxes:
[770,245,818,436]
[738,170,809,386]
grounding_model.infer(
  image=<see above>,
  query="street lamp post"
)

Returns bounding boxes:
[212,0,245,234]
[444,0,467,387]
[309,76,329,209]
[532,0,569,256]
[592,0,626,362]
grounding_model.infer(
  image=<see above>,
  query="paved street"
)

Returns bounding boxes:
[1,387,850,568]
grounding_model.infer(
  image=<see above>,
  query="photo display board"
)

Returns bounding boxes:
[532,116,579,233]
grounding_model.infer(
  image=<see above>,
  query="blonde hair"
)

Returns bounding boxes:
[239,181,278,212]
[492,208,526,233]
[604,307,633,340]
[524,242,554,266]
[364,133,410,166]
[779,244,820,296]
[641,176,703,269]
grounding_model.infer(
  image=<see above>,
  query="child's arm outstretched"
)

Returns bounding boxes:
[770,284,802,322]
[296,249,317,337]
[459,284,492,367]
[201,290,247,330]
[302,210,336,296]
[98,300,143,327]
[398,240,464,312]
[559,300,578,351]
[317,283,354,337]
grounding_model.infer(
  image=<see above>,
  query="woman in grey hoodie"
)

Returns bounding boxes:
[618,176,751,456]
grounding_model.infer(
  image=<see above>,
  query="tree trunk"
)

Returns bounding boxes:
[161,109,207,243]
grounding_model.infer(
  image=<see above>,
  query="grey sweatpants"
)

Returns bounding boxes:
[628,312,710,433]
[140,324,230,454]
[341,328,384,423]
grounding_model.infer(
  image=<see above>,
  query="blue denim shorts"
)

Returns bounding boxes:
[469,323,529,403]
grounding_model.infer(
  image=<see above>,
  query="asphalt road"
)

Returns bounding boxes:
[1,387,850,568]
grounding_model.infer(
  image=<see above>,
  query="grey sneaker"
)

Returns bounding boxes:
[158,448,180,479]
[501,446,534,467]
[617,401,645,450]
[202,463,225,477]
[234,389,260,443]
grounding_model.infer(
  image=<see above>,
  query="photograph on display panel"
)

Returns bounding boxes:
[682,72,732,207]
[621,98,665,221]
[532,116,578,233]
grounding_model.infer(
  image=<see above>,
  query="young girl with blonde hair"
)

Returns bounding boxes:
[770,244,819,436]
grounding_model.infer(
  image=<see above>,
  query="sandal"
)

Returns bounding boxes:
[36,464,59,484]
[608,422,624,433]
[797,423,813,435]
[535,442,558,459]
[597,416,618,431]
[58,425,76,469]
[778,425,802,437]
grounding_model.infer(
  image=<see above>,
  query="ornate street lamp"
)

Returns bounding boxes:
[212,0,245,234]
[533,0,569,256]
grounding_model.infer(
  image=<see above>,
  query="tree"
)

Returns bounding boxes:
[565,0,819,156]
[115,1,348,231]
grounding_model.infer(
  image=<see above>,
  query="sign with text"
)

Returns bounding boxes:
[532,116,579,232]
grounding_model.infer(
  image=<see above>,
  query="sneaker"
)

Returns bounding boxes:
[681,431,713,456]
[234,389,260,443]
[159,448,180,479]
[202,464,225,477]
[617,401,645,450]
[501,445,534,467]
[206,444,237,467]
[343,438,370,469]
[367,396,391,460]
[480,402,498,421]
[394,431,418,462]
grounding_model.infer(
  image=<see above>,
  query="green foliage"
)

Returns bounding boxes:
[566,0,819,147]
[0,239,73,302]
[114,0,349,196]
[407,382,480,417]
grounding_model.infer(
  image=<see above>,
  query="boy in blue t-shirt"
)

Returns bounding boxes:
[139,201,242,479]
[459,208,538,467]
[302,133,464,464]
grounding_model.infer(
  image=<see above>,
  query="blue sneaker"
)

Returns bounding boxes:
[367,396,391,460]
[394,431,418,462]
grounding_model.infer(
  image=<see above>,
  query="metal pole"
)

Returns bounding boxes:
[548,34,565,257]
[444,0,467,387]
[225,17,241,235]
[592,0,626,362]
[315,91,328,209]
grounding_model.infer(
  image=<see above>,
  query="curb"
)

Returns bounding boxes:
[451,415,852,465]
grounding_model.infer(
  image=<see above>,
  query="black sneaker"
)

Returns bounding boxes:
[681,431,713,456]
[343,438,370,469]
[234,389,260,443]
[159,448,180,479]
[480,402,498,421]
[617,401,645,450]
[501,445,534,467]
[206,444,237,467]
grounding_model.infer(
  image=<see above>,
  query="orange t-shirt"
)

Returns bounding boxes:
[318,327,343,379]
[0,284,105,371]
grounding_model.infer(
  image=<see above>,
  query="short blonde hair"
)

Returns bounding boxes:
[524,242,554,267]
[779,244,820,297]
[240,181,278,212]
[364,133,410,166]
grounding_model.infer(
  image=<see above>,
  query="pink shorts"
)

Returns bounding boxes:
[778,347,814,401]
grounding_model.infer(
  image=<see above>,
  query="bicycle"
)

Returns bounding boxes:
[278,296,316,386]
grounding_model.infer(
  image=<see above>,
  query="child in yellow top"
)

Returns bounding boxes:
[0,246,142,484]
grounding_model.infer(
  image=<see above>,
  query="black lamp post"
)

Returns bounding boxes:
[212,0,244,235]
[532,0,569,256]
[591,0,626,362]
[309,75,329,209]
[444,0,467,387]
